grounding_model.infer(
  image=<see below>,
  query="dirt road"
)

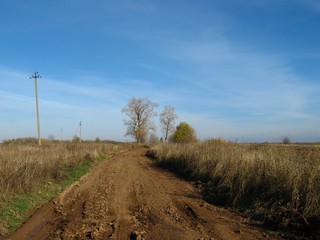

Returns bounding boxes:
[7,148,281,240]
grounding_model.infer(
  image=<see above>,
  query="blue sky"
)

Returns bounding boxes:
[1,0,320,142]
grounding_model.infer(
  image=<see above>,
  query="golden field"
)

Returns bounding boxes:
[148,141,320,235]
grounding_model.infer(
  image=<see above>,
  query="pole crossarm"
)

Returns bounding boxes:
[30,72,41,81]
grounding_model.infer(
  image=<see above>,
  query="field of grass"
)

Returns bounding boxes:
[0,141,128,236]
[148,141,320,236]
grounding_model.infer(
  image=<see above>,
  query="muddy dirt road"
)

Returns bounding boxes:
[7,148,281,240]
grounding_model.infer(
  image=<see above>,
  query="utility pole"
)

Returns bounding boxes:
[79,121,82,143]
[30,72,41,146]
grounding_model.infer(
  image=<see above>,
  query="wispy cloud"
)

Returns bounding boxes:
[2,1,319,142]
[152,36,318,123]
[0,90,33,110]
[297,0,320,13]
[0,65,28,81]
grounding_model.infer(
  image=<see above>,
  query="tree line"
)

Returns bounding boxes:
[122,97,197,143]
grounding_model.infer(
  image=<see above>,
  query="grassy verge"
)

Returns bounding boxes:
[0,142,126,237]
[0,155,107,237]
[148,142,320,237]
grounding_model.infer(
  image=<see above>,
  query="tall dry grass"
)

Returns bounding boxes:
[0,142,125,201]
[148,142,320,235]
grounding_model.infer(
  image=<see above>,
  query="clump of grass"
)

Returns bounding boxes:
[148,142,320,236]
[0,142,127,237]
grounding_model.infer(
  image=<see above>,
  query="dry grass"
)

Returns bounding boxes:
[0,142,125,201]
[148,142,320,236]
[0,141,132,236]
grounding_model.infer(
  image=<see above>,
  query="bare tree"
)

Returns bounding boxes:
[160,105,178,142]
[148,132,159,143]
[122,97,158,143]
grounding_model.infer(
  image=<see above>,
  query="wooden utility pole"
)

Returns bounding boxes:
[30,72,41,146]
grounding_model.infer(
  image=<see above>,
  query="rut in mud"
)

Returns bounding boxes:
[7,148,281,240]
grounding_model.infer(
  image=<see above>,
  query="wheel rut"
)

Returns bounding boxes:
[6,148,282,240]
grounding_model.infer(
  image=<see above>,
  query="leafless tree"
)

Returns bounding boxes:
[122,97,158,143]
[148,132,159,143]
[160,105,178,142]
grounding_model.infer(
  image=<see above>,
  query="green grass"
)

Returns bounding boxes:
[0,141,129,237]
[0,154,107,237]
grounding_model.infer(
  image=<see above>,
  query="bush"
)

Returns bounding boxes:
[172,122,197,143]
[283,136,291,144]
[205,138,229,145]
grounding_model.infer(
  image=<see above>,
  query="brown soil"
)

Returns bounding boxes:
[6,148,282,240]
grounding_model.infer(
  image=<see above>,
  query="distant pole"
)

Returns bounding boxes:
[30,72,41,146]
[60,128,63,142]
[79,121,82,143]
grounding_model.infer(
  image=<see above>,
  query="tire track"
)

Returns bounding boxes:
[7,148,282,240]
